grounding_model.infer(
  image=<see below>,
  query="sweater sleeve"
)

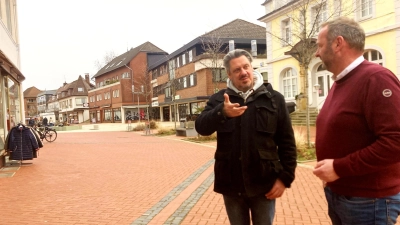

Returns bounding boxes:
[334,69,400,177]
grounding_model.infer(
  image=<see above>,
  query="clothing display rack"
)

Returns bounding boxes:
[5,122,43,165]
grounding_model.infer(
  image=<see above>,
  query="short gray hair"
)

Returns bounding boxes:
[321,17,365,52]
[223,49,253,73]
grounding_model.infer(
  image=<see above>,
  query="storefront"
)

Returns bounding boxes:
[89,107,123,123]
[0,54,25,168]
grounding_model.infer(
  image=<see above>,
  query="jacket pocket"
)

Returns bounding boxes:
[214,151,231,187]
[255,105,277,134]
[257,149,283,182]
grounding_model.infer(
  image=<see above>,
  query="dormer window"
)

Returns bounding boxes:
[78,87,84,92]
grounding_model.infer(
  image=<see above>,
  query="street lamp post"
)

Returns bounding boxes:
[132,85,143,124]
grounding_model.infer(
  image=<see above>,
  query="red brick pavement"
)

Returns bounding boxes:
[0,130,397,224]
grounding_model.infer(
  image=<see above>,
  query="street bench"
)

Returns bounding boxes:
[176,127,198,137]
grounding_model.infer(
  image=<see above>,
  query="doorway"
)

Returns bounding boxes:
[316,64,332,108]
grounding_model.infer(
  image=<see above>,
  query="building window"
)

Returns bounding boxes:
[213,69,228,82]
[189,74,195,86]
[122,72,130,78]
[182,54,186,65]
[113,90,120,98]
[113,109,121,121]
[5,0,12,34]
[333,0,342,18]
[360,0,373,18]
[363,49,383,66]
[261,72,268,83]
[189,50,193,62]
[165,87,171,97]
[282,68,297,98]
[75,98,86,106]
[312,2,327,32]
[78,87,83,92]
[104,92,111,99]
[183,77,187,88]
[176,57,180,68]
[281,19,291,46]
[104,109,112,121]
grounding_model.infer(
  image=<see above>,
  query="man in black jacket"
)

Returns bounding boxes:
[195,49,297,225]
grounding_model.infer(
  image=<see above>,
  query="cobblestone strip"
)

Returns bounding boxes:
[163,172,215,225]
[130,159,215,225]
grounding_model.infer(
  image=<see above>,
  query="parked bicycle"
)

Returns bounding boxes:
[33,125,57,142]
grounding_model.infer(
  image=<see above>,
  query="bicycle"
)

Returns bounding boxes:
[34,125,58,142]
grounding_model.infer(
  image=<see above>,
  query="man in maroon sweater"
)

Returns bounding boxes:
[313,17,400,224]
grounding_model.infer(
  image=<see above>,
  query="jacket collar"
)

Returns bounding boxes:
[224,83,275,103]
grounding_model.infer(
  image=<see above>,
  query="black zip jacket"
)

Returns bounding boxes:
[195,83,297,197]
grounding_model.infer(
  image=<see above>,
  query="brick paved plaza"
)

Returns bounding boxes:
[0,128,397,225]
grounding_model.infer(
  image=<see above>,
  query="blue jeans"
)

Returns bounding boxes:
[324,186,400,225]
[223,194,275,225]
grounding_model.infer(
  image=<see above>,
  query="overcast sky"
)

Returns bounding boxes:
[18,0,266,91]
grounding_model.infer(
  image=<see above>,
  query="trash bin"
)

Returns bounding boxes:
[286,102,296,114]
[180,119,186,128]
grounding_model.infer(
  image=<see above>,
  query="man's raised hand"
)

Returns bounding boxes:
[223,93,247,118]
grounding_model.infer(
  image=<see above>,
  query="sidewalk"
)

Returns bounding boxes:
[64,121,177,132]
[3,124,393,224]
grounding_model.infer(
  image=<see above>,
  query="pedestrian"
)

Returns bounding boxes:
[42,117,48,126]
[313,17,400,225]
[195,49,297,225]
[28,117,35,127]
[49,117,54,126]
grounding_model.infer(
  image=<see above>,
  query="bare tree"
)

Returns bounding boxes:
[168,69,184,129]
[94,50,117,70]
[133,63,154,122]
[199,33,228,93]
[265,0,357,147]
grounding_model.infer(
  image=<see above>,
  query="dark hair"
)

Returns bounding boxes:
[223,49,253,73]
[321,17,365,52]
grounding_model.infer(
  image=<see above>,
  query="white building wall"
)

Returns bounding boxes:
[396,0,400,78]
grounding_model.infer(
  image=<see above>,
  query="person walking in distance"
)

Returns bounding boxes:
[313,17,400,225]
[195,49,297,225]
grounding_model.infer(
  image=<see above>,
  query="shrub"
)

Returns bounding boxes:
[149,120,158,129]
[156,128,176,136]
[133,123,145,131]
[294,127,316,161]
[186,133,217,142]
[132,120,158,131]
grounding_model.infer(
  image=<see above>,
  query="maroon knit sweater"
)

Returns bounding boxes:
[316,60,400,198]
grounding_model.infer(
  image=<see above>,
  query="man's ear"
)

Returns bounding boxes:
[334,36,345,51]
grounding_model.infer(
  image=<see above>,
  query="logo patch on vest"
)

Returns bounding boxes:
[382,89,392,97]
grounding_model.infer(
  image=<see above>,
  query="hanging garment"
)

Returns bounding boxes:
[29,128,43,148]
[7,124,40,161]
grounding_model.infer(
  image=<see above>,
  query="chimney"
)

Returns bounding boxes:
[251,40,257,57]
[85,73,90,83]
[63,82,67,86]
[229,40,235,52]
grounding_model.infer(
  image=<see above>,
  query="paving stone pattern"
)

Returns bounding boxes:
[0,130,398,225]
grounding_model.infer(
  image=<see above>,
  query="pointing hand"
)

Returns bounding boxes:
[223,93,247,118]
